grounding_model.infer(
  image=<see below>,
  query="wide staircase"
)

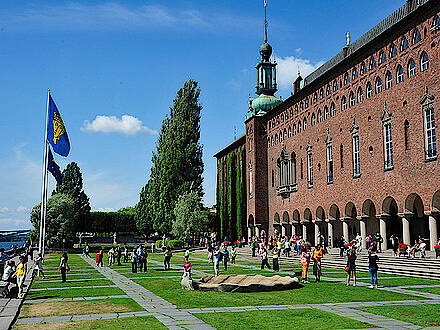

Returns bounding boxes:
[236,247,440,280]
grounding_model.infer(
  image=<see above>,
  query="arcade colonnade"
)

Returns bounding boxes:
[247,191,440,251]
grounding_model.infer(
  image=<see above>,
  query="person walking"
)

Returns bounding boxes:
[231,246,237,264]
[368,249,379,288]
[85,243,91,257]
[35,253,45,279]
[272,246,279,272]
[183,257,192,278]
[59,252,69,283]
[260,247,271,270]
[14,256,26,298]
[142,250,148,272]
[312,245,323,282]
[300,246,310,283]
[130,249,137,273]
[222,246,229,271]
[346,249,357,286]
[116,247,122,266]
[108,247,114,267]
[123,244,129,263]
[213,246,221,276]
[96,249,104,267]
[251,241,257,258]
[164,247,172,270]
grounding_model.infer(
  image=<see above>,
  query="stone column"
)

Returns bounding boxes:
[378,215,388,251]
[327,220,334,248]
[342,218,349,242]
[427,213,438,251]
[358,216,367,249]
[314,222,320,246]
[399,213,411,245]
[301,222,307,241]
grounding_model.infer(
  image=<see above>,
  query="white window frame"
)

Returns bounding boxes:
[318,110,322,123]
[357,88,363,103]
[385,72,393,89]
[397,66,404,83]
[349,92,355,107]
[342,97,347,111]
[424,103,437,159]
[352,133,360,177]
[307,151,313,187]
[383,120,394,169]
[366,83,373,98]
[324,106,329,119]
[421,53,429,72]
[327,144,333,184]
[408,59,416,77]
[330,103,336,117]
[376,78,383,93]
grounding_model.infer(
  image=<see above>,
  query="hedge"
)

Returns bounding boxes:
[156,239,184,249]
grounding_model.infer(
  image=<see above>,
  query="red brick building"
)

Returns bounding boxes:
[215,0,440,250]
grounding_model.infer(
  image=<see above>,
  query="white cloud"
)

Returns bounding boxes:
[275,55,325,90]
[81,115,158,136]
[0,218,31,230]
[16,205,28,212]
[95,208,116,212]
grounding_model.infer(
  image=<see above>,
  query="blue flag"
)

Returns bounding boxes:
[48,148,63,184]
[47,95,70,157]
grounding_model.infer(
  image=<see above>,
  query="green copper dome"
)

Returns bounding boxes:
[250,94,282,114]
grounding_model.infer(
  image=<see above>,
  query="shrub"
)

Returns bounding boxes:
[155,239,183,249]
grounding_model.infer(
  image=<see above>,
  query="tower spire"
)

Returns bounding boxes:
[264,0,268,43]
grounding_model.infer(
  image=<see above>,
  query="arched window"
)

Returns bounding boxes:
[396,65,404,83]
[369,56,377,69]
[385,71,393,89]
[298,121,302,133]
[293,123,297,135]
[333,80,338,91]
[305,97,309,108]
[400,37,409,51]
[378,50,386,64]
[360,62,367,75]
[281,114,284,122]
[288,126,292,138]
[300,102,304,110]
[313,93,318,102]
[317,109,323,123]
[285,111,289,120]
[349,91,355,107]
[271,136,274,146]
[408,59,416,77]
[275,134,279,144]
[303,118,307,131]
[320,88,325,99]
[330,102,336,117]
[283,128,287,140]
[433,15,440,29]
[389,43,397,58]
[326,84,331,95]
[352,67,358,80]
[268,137,271,148]
[357,87,364,103]
[311,113,316,126]
[341,96,347,111]
[376,77,383,93]
[421,52,429,71]
[295,105,298,114]
[324,106,329,119]
[279,131,283,143]
[289,108,293,117]
[412,28,421,43]
[344,73,350,85]
[366,82,373,98]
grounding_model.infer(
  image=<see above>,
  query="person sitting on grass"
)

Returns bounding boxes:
[164,247,173,271]
[183,257,192,279]
[272,246,279,272]
[35,253,45,279]
[231,246,237,264]
[312,244,323,282]
[300,246,310,284]
[368,249,379,288]
[346,248,357,286]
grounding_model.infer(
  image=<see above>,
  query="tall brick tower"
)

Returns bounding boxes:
[245,2,282,238]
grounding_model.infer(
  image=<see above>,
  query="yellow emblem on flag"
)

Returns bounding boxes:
[52,111,66,145]
[264,0,267,7]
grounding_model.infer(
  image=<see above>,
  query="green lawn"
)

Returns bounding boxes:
[357,304,440,328]
[357,277,440,287]
[134,277,420,309]
[30,279,114,289]
[411,286,440,295]
[13,316,166,330]
[198,308,375,329]
[26,286,125,300]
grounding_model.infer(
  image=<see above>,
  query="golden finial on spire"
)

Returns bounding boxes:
[346,31,350,46]
[298,66,301,77]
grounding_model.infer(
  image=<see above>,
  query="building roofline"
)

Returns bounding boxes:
[214,134,246,158]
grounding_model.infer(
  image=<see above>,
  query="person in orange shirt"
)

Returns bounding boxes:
[312,245,323,282]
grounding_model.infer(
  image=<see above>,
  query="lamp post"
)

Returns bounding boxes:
[62,238,66,252]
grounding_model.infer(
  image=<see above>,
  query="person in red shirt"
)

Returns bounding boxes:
[183,258,192,278]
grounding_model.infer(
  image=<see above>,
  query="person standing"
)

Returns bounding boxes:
[231,246,237,264]
[272,247,279,272]
[222,246,229,271]
[85,243,91,257]
[130,249,137,273]
[312,245,323,282]
[59,252,69,283]
[96,249,104,267]
[260,247,271,270]
[183,257,192,278]
[346,249,357,286]
[300,246,310,284]
[339,236,346,257]
[116,247,122,266]
[251,241,256,258]
[35,253,45,279]
[123,244,129,263]
[213,246,221,276]
[142,250,148,272]
[3,260,16,284]
[368,249,379,288]
[14,256,26,298]
[164,247,172,270]
[0,249,9,278]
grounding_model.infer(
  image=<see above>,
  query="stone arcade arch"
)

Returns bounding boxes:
[382,196,401,248]
[303,208,315,245]
[405,193,429,244]
[248,214,255,238]
[315,206,328,246]
[292,210,301,238]
[273,213,281,236]
[344,202,359,241]
[362,199,379,235]
[282,211,291,237]
[430,190,440,250]
[329,204,342,247]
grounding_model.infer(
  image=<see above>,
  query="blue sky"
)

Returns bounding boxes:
[0,0,404,230]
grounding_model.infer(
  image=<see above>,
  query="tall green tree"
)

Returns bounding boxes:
[135,183,154,237]
[54,162,91,231]
[30,193,77,248]
[138,80,204,235]
[172,191,209,241]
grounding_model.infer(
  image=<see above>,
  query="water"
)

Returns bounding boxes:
[0,241,26,252]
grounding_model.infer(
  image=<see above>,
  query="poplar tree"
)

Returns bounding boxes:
[137,80,204,235]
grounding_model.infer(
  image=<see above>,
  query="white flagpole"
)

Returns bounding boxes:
[38,89,50,255]
[42,168,48,258]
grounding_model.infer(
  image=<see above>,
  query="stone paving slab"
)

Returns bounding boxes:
[33,277,107,284]
[29,284,116,291]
